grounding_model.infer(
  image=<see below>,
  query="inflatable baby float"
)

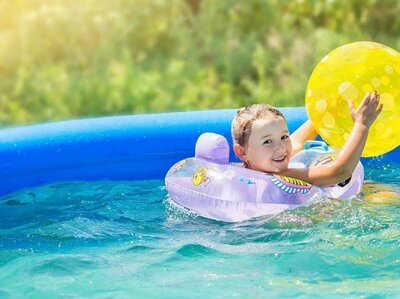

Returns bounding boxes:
[165,133,364,222]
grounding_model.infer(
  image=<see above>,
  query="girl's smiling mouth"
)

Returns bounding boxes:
[273,156,286,162]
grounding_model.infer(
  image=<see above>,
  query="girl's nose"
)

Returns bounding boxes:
[274,143,287,154]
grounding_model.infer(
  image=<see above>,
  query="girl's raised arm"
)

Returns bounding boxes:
[281,91,383,186]
[290,120,318,155]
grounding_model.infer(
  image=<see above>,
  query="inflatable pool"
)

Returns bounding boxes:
[0,108,399,197]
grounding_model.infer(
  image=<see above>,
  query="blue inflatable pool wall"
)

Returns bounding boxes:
[0,108,398,196]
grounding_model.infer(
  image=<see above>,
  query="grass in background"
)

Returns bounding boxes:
[0,0,399,125]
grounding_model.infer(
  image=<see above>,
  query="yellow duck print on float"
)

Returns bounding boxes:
[193,167,210,186]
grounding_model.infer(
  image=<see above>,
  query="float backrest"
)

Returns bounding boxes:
[195,133,229,164]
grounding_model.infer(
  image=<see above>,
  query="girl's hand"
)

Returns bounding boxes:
[348,91,383,128]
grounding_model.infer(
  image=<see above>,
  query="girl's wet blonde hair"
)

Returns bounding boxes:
[231,104,285,148]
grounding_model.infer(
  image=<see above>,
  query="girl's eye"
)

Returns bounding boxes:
[263,139,272,144]
[282,135,289,140]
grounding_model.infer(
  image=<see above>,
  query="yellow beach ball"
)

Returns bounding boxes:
[306,41,400,157]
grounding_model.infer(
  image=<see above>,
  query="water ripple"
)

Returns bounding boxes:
[0,174,399,297]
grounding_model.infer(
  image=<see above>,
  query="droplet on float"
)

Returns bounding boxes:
[315,99,327,113]
[322,112,335,128]
[385,65,394,74]
[371,77,381,88]
[338,82,358,101]
[380,93,395,111]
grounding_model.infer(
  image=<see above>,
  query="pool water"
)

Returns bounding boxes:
[0,165,399,298]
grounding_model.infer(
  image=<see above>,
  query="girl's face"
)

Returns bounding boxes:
[242,117,292,173]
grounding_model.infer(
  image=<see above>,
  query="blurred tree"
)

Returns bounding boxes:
[0,0,398,126]
[186,0,202,14]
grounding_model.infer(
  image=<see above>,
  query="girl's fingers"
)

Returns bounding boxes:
[369,91,378,105]
[371,97,379,108]
[367,93,380,112]
[347,100,355,112]
[360,92,371,107]
[373,94,380,106]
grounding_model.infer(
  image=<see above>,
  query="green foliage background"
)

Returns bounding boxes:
[0,0,399,126]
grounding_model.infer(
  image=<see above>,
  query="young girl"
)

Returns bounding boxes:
[232,91,383,186]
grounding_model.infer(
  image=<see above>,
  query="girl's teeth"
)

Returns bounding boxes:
[273,157,285,162]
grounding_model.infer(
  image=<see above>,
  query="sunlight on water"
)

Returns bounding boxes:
[0,166,399,298]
